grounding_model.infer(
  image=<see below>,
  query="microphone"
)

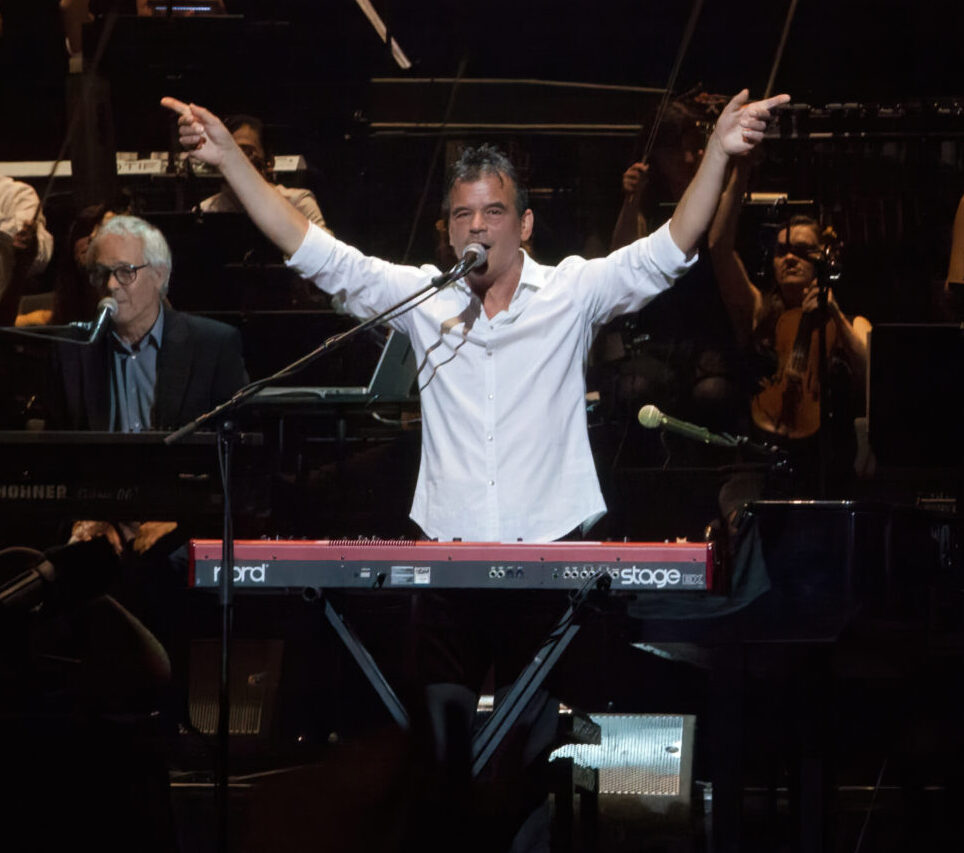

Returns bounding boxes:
[0,297,117,345]
[457,242,487,274]
[431,243,488,287]
[87,296,118,345]
[637,404,735,447]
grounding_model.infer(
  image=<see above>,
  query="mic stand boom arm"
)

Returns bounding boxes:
[164,274,446,445]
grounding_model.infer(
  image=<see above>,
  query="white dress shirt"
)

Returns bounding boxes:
[288,222,695,542]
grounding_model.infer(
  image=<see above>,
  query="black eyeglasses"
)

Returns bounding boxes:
[773,242,820,261]
[89,262,150,288]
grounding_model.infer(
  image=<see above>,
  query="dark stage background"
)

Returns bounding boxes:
[2,7,964,851]
[1,0,963,541]
[2,0,963,318]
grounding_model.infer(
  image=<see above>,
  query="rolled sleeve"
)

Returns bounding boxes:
[286,220,337,279]
[580,220,700,324]
[647,220,698,279]
[284,221,437,325]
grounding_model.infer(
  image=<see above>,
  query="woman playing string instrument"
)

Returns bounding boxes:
[708,157,870,492]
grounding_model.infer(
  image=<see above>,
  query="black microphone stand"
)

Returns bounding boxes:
[815,251,838,499]
[164,273,455,853]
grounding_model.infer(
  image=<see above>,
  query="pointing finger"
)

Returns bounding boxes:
[160,96,192,117]
[760,93,791,111]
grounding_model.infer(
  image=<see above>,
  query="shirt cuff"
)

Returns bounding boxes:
[651,220,699,276]
[285,220,337,277]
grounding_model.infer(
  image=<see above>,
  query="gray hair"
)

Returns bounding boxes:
[88,215,172,294]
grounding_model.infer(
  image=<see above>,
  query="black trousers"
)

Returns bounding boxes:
[407,588,568,853]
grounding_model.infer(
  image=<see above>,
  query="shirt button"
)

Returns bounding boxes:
[486,351,493,357]
[488,480,495,486]
[488,393,494,400]
[487,434,493,441]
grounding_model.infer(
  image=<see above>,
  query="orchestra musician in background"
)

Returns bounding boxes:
[12,202,123,327]
[163,87,788,852]
[198,112,328,230]
[610,93,722,251]
[0,175,55,305]
[708,156,871,502]
[599,92,743,454]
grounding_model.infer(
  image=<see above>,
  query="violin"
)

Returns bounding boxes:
[751,304,837,438]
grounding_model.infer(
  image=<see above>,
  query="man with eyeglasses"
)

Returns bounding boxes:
[49,214,248,434]
[44,215,248,751]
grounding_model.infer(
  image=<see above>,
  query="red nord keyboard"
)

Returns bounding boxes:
[189,539,717,592]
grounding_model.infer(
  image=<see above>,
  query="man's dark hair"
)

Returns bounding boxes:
[442,144,529,218]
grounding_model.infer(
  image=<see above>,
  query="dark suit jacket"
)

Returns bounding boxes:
[49,306,248,431]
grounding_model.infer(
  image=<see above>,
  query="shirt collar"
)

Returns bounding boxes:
[112,305,165,354]
[452,248,546,302]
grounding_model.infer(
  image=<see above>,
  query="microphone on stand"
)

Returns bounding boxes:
[86,296,118,345]
[431,243,488,288]
[0,297,116,345]
[637,404,736,447]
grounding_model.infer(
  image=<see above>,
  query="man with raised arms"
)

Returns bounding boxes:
[162,90,788,851]
[162,91,787,544]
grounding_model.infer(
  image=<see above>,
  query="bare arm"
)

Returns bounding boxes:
[801,285,871,389]
[160,98,310,257]
[668,90,789,258]
[946,193,964,289]
[707,159,761,349]
[834,310,871,389]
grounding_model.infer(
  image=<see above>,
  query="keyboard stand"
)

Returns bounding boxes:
[317,573,607,776]
[321,595,410,729]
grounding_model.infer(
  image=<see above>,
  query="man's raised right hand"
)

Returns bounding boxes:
[160,97,236,169]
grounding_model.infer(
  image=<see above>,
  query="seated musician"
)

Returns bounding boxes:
[47,214,247,434]
[198,113,328,230]
[610,94,718,251]
[163,88,788,851]
[15,203,122,327]
[708,157,871,497]
[45,213,247,644]
[0,175,55,321]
